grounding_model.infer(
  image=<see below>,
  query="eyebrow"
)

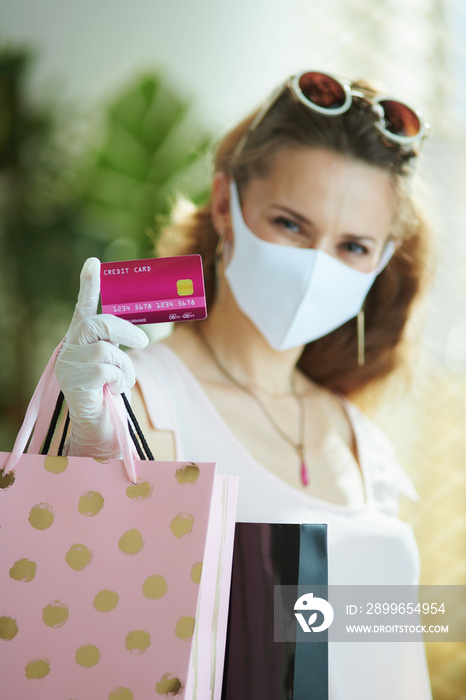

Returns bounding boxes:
[270,204,314,225]
[271,204,378,243]
[340,234,378,244]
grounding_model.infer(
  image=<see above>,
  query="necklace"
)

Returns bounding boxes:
[197,329,310,486]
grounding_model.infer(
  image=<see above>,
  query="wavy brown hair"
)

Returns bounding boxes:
[157,79,433,396]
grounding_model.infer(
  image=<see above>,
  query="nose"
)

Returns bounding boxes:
[307,232,333,255]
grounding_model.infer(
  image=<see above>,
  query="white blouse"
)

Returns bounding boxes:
[131,342,432,700]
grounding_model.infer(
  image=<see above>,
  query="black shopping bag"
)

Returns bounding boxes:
[222,523,328,700]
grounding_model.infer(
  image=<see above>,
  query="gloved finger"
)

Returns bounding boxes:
[58,341,137,389]
[95,363,131,395]
[69,258,101,330]
[58,359,131,401]
[67,314,149,349]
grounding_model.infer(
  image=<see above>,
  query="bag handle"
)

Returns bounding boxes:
[41,391,154,463]
[121,393,154,461]
[104,385,138,484]
[40,390,66,455]
[4,341,149,484]
[4,342,63,474]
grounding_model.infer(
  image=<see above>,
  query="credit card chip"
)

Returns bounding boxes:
[177,278,194,296]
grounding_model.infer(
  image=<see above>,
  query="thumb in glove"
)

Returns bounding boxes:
[55,257,148,458]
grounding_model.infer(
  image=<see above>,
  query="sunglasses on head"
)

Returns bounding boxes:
[234,70,429,159]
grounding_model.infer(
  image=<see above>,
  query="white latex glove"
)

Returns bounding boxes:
[55,257,149,458]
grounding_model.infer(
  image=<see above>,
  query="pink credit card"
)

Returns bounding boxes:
[100,254,207,324]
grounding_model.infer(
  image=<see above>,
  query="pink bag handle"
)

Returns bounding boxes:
[103,385,138,484]
[4,341,139,484]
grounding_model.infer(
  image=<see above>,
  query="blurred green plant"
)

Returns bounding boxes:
[81,74,212,261]
[0,47,86,451]
[0,46,212,450]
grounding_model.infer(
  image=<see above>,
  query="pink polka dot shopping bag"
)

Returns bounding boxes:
[0,343,238,699]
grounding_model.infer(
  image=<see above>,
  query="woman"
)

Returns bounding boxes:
[56,72,433,698]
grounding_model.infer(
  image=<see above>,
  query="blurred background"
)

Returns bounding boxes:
[0,0,465,696]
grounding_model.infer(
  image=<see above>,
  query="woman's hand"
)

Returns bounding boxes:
[55,258,149,458]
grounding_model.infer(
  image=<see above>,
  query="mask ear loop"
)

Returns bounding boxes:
[356,239,394,367]
[376,239,396,272]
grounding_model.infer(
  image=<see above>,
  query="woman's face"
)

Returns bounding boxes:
[236,146,397,273]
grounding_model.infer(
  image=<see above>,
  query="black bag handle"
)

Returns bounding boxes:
[41,391,154,461]
[40,391,65,455]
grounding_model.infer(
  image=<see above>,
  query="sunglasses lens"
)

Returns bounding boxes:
[377,99,421,138]
[298,72,347,110]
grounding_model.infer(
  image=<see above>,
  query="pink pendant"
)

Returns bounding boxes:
[300,460,309,486]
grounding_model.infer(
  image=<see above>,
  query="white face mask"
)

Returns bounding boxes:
[224,181,394,351]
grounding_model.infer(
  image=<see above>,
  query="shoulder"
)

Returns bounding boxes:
[129,337,195,389]
[129,339,173,374]
[128,333,208,430]
[342,397,419,513]
[129,329,205,389]
[128,341,184,432]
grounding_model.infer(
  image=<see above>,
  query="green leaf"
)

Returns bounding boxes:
[80,72,211,258]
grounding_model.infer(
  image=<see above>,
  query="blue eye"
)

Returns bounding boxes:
[343,241,369,255]
[274,217,301,234]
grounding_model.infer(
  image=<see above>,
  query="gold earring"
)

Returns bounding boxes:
[215,233,225,262]
[357,308,365,367]
[214,233,226,294]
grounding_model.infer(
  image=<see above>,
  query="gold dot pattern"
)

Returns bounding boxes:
[93,589,119,612]
[108,689,134,700]
[42,601,69,628]
[126,481,153,501]
[44,456,68,474]
[175,616,195,641]
[75,645,100,668]
[118,528,144,554]
[0,467,15,489]
[190,561,202,584]
[9,558,37,582]
[1,456,214,694]
[175,463,200,485]
[28,503,54,530]
[169,513,194,539]
[78,491,104,517]
[25,658,51,680]
[155,674,183,696]
[65,544,93,571]
[142,574,168,600]
[125,630,151,654]
[0,616,18,640]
